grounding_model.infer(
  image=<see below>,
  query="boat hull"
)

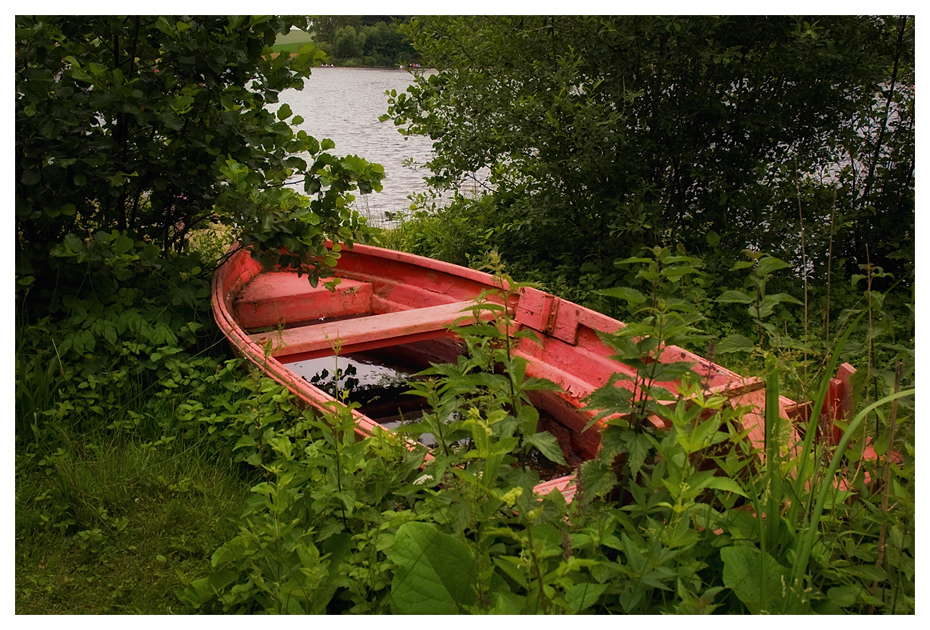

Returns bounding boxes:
[211,243,853,501]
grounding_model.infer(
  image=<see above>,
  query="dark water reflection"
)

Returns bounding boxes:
[279,67,437,226]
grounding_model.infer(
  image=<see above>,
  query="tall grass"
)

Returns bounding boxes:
[15,356,255,613]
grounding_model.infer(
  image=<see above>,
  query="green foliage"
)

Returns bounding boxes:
[17,238,915,613]
[388,522,477,614]
[16,436,250,613]
[385,15,913,293]
[172,252,911,615]
[578,250,914,614]
[588,247,710,433]
[716,251,804,353]
[16,15,383,293]
[308,16,417,67]
[15,14,917,609]
[15,237,221,455]
[15,303,255,613]
[174,383,429,614]
[721,545,801,614]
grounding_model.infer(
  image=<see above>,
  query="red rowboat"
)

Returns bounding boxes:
[212,243,858,501]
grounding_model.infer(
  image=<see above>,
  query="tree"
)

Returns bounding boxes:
[385,16,914,286]
[309,16,416,67]
[15,15,383,290]
[334,25,364,59]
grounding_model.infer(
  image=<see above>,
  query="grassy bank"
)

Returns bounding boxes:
[16,436,251,613]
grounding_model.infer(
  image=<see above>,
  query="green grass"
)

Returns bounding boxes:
[15,435,253,613]
[275,28,313,46]
[271,28,315,56]
[271,41,314,55]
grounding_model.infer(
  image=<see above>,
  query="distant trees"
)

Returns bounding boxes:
[310,16,416,67]
[334,25,364,59]
[385,16,914,287]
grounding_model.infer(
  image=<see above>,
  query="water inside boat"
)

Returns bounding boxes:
[281,341,583,480]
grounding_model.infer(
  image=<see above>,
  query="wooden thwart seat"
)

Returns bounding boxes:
[250,300,479,361]
[235,274,373,329]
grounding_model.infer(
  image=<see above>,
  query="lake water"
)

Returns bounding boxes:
[279,67,437,226]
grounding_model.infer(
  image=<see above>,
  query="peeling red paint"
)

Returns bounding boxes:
[212,243,876,503]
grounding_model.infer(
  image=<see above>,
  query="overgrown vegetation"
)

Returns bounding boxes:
[16,14,914,615]
[175,251,914,614]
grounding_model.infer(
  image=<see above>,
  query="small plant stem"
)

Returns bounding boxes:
[824,191,836,342]
[754,282,764,346]
[330,348,349,529]
[51,338,65,376]
[435,404,451,460]
[864,246,874,459]
[499,277,526,467]
[763,353,782,553]
[795,158,809,381]
[633,263,663,431]
[870,359,903,605]
[525,526,550,614]
[332,418,347,527]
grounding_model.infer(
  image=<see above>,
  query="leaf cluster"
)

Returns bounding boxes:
[384,15,914,297]
[16,15,384,291]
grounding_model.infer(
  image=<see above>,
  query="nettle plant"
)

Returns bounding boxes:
[176,374,428,614]
[179,248,913,614]
[572,246,914,613]
[399,251,567,489]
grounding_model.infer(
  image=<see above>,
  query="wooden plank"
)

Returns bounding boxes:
[550,298,581,345]
[514,287,555,331]
[235,273,372,328]
[251,300,478,360]
[706,377,765,398]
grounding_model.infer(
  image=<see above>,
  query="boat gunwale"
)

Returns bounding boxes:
[211,242,858,502]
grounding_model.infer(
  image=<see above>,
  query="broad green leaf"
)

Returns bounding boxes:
[716,334,757,354]
[704,476,747,497]
[826,585,863,609]
[517,403,539,435]
[596,286,646,306]
[232,434,257,451]
[721,545,808,614]
[159,110,184,131]
[758,293,802,319]
[578,459,617,499]
[524,430,567,466]
[613,256,653,267]
[388,522,477,614]
[207,569,237,594]
[660,264,702,279]
[493,556,528,588]
[756,256,789,276]
[211,536,248,566]
[647,360,696,383]
[717,290,753,304]
[564,580,609,613]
